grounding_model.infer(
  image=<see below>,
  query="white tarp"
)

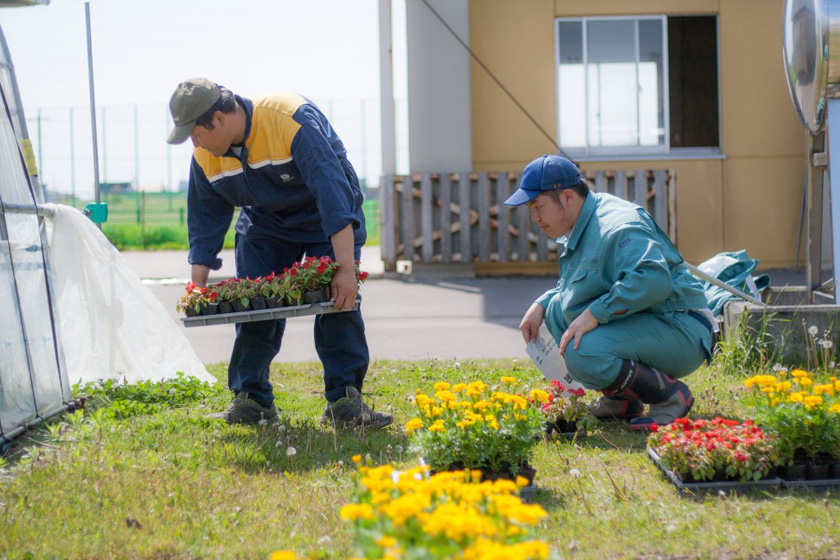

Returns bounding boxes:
[42,204,213,385]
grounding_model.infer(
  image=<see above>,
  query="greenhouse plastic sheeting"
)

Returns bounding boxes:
[0,77,66,440]
[42,204,213,386]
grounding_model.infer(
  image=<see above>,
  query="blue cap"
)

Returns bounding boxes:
[504,155,581,206]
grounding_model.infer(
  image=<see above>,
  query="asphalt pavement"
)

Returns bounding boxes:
[123,247,548,365]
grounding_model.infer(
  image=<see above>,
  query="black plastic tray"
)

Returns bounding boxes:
[780,478,840,490]
[647,448,783,493]
[181,300,359,328]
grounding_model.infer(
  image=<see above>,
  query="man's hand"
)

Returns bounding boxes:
[329,224,359,311]
[191,264,211,288]
[559,308,598,355]
[330,266,358,310]
[519,302,546,343]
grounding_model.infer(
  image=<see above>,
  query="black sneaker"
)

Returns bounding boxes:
[320,386,393,429]
[207,393,279,425]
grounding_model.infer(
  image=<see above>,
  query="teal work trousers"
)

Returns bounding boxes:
[561,311,713,390]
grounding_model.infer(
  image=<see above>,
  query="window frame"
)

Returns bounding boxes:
[554,14,722,159]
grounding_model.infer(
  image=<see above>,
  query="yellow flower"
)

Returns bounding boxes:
[434,381,452,391]
[770,397,781,407]
[435,390,457,403]
[339,503,374,521]
[788,392,805,403]
[452,383,468,393]
[803,395,824,409]
[529,389,551,404]
[794,376,813,387]
[829,404,840,414]
[515,475,530,487]
[501,376,519,385]
[351,454,362,465]
[375,535,397,548]
[466,381,487,396]
[791,369,808,378]
[405,417,424,435]
[270,552,295,560]
[814,383,835,396]
[429,419,445,432]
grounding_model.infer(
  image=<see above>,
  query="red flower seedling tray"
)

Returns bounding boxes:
[180,299,359,328]
[648,448,783,494]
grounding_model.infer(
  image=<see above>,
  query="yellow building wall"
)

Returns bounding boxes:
[469,0,806,269]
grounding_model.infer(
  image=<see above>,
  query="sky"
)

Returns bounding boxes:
[0,0,383,196]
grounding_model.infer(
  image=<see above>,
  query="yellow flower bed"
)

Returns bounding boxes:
[404,378,550,475]
[744,369,840,463]
[340,455,550,560]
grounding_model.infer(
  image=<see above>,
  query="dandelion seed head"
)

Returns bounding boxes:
[569,468,581,478]
[168,388,177,395]
[286,446,297,457]
[809,325,819,336]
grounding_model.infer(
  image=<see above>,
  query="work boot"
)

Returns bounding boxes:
[587,394,644,419]
[604,360,693,431]
[320,386,393,430]
[207,393,279,425]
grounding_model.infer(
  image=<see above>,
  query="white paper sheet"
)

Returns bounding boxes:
[525,323,585,396]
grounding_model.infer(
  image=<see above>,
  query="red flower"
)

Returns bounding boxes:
[649,423,659,433]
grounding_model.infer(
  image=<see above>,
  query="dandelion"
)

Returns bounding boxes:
[809,325,819,336]
[821,339,834,349]
[286,446,297,457]
[569,468,581,478]
[270,552,295,560]
[168,388,177,395]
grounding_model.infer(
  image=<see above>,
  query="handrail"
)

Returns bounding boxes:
[0,201,54,217]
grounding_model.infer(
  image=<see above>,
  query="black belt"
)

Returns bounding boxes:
[687,310,713,333]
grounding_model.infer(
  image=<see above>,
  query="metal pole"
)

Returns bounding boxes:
[84,2,101,228]
[360,99,367,189]
[69,106,75,206]
[684,263,764,306]
[37,107,42,179]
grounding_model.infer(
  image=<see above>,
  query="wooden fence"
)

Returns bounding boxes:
[379,169,675,271]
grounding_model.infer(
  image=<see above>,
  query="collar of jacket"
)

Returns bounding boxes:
[559,191,597,252]
[222,95,254,159]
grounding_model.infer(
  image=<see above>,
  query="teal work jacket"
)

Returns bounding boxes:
[537,192,708,343]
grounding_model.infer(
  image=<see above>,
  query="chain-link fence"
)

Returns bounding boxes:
[28,98,383,204]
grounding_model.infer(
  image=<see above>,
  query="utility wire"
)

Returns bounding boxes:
[418,0,569,159]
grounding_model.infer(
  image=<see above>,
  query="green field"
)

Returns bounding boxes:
[60,191,380,250]
[1,357,839,559]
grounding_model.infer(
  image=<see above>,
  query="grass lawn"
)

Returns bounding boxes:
[1,359,839,559]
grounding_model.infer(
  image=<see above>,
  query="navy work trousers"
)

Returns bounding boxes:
[228,232,369,405]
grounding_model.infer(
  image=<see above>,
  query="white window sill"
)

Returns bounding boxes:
[565,149,725,162]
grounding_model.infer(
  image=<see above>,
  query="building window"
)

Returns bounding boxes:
[556,15,719,156]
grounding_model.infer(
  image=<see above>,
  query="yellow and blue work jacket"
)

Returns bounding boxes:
[537,192,709,342]
[187,93,365,270]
